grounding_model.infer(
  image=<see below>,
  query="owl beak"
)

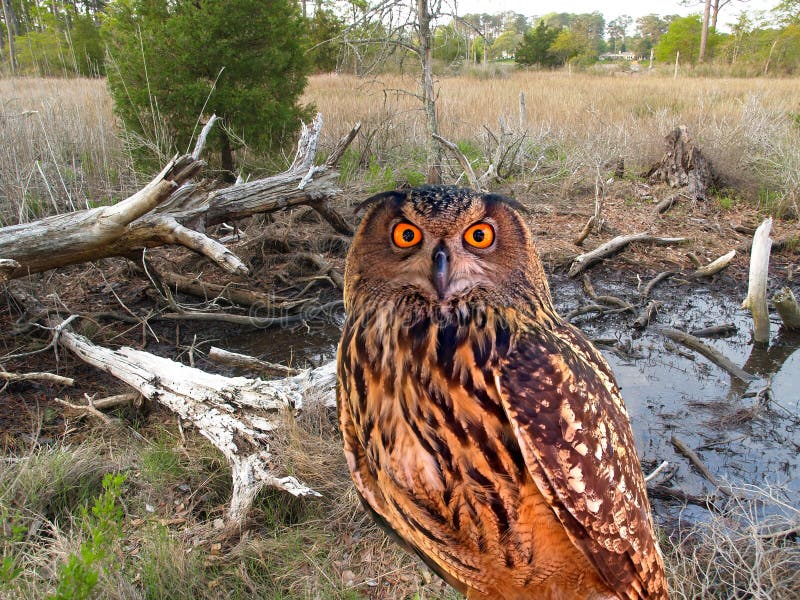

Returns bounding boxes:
[432,245,450,300]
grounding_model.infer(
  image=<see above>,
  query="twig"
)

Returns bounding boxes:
[659,327,753,382]
[670,435,734,497]
[208,347,301,376]
[432,133,481,190]
[2,315,80,361]
[0,371,74,386]
[56,396,114,425]
[644,460,670,483]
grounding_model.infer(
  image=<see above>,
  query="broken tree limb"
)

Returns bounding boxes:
[568,233,687,277]
[432,133,481,190]
[741,218,773,344]
[670,435,734,497]
[691,250,736,278]
[0,114,358,282]
[53,317,337,522]
[660,327,753,382]
[0,371,74,386]
[772,287,800,331]
[633,300,660,330]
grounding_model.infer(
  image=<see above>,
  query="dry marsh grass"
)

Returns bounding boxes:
[305,72,800,215]
[0,77,138,226]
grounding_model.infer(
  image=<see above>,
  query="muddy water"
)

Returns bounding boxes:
[233,273,800,513]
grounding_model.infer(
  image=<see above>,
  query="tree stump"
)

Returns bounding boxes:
[645,126,715,201]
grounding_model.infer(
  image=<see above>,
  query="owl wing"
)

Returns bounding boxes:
[494,322,668,600]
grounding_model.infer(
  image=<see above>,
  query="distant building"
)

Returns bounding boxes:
[599,52,637,61]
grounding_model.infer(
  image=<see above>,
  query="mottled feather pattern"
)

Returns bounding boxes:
[337,186,669,599]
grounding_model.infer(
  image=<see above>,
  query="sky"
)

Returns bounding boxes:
[453,0,780,30]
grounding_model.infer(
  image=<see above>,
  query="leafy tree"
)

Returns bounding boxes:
[549,29,590,64]
[654,14,721,64]
[632,14,676,54]
[607,15,632,52]
[434,22,467,63]
[306,3,345,73]
[102,0,310,177]
[490,29,520,59]
[515,20,560,67]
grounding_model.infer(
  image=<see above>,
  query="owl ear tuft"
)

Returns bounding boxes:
[354,190,408,215]
[482,193,530,214]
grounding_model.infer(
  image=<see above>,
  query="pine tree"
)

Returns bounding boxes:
[515,20,560,68]
[102,0,311,177]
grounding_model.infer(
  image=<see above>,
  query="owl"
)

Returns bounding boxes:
[336,186,668,599]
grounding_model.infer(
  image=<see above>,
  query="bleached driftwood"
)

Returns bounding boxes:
[692,250,736,278]
[741,218,773,344]
[0,114,359,281]
[0,371,74,386]
[568,233,687,277]
[55,319,337,523]
[772,286,800,331]
[660,327,753,382]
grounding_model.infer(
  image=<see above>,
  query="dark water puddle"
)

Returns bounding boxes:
[230,272,800,518]
[550,272,800,519]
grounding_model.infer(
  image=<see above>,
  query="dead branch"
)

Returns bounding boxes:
[647,484,720,511]
[291,252,345,291]
[0,371,74,386]
[741,218,773,344]
[690,324,737,338]
[633,300,661,329]
[641,270,677,299]
[53,316,337,522]
[56,396,117,425]
[568,233,687,277]
[772,287,800,331]
[432,133,481,190]
[691,250,736,278]
[574,166,605,246]
[208,347,301,377]
[644,460,670,483]
[660,327,753,382]
[581,275,634,311]
[670,435,734,497]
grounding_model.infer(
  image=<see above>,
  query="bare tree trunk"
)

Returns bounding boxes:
[1,0,17,75]
[711,0,720,30]
[417,0,441,184]
[699,0,712,63]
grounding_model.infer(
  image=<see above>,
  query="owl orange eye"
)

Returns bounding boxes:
[463,223,495,249]
[392,222,423,248]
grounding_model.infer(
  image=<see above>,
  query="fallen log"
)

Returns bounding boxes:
[0,114,359,281]
[690,323,738,338]
[53,316,337,523]
[568,233,687,277]
[741,218,773,344]
[633,300,660,329]
[772,286,800,331]
[660,327,753,382]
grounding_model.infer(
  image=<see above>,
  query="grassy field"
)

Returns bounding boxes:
[305,72,800,216]
[1,71,799,226]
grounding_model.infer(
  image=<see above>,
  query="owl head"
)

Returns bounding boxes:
[344,186,552,312]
